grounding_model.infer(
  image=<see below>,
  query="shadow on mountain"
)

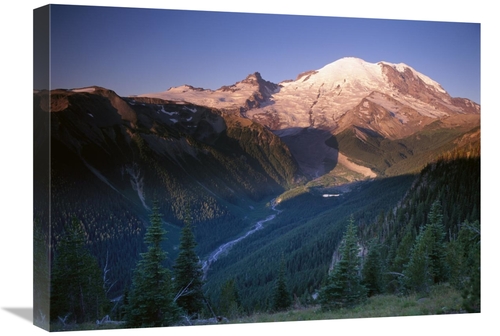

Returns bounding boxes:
[274,127,339,179]
[353,125,384,139]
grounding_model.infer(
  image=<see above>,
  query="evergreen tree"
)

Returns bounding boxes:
[362,241,384,296]
[383,235,399,293]
[385,226,415,294]
[403,201,448,293]
[125,203,179,328]
[426,201,448,283]
[173,208,205,317]
[445,236,464,290]
[318,216,366,310]
[402,225,433,293]
[50,217,108,324]
[392,228,415,274]
[454,220,480,312]
[271,253,292,312]
[218,278,241,319]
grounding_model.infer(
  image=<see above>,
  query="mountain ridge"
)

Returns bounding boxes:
[140,57,479,134]
[62,57,479,180]
[138,57,479,178]
[34,57,481,317]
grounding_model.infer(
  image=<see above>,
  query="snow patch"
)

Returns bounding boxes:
[72,87,96,93]
[184,106,197,113]
[157,105,180,116]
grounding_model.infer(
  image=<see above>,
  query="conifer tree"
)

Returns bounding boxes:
[271,253,292,312]
[173,208,204,317]
[383,235,399,293]
[218,278,241,319]
[362,241,384,296]
[125,202,179,328]
[50,217,108,324]
[426,201,448,283]
[319,216,366,310]
[403,201,448,293]
[453,220,480,312]
[392,228,415,274]
[402,225,433,293]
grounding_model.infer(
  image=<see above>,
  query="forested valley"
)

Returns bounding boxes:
[35,144,480,330]
[33,89,480,331]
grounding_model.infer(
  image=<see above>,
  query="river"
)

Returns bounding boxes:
[201,199,281,278]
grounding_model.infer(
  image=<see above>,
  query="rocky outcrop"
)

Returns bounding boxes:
[138,57,480,179]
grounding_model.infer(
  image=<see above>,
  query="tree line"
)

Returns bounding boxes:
[317,203,479,312]
[47,200,298,329]
[46,152,480,328]
[49,201,208,329]
[316,148,480,312]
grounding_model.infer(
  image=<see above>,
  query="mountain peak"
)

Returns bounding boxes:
[139,57,479,135]
[243,72,263,82]
[239,72,277,91]
[317,57,382,81]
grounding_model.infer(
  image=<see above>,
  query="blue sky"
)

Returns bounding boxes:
[49,4,480,103]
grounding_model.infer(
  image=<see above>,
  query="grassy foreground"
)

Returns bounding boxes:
[47,284,471,331]
[232,284,468,324]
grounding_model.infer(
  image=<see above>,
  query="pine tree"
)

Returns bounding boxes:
[218,278,241,319]
[271,253,292,312]
[173,208,204,317]
[402,225,433,293]
[125,202,179,328]
[318,216,366,310]
[455,220,480,312]
[362,241,384,296]
[50,217,108,325]
[383,235,399,293]
[426,201,448,283]
[392,228,415,274]
[403,201,448,293]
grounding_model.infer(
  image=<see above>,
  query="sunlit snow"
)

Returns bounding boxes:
[138,57,471,132]
[72,87,96,93]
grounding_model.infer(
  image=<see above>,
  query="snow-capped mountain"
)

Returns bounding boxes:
[141,57,479,140]
[140,57,480,178]
[141,71,278,112]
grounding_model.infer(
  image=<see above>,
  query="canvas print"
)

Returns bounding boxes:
[33,4,480,332]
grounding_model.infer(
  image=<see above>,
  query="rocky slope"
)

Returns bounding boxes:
[142,57,479,136]
[34,56,481,301]
[34,86,302,296]
[141,57,480,178]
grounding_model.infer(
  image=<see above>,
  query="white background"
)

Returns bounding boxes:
[0,1,496,335]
